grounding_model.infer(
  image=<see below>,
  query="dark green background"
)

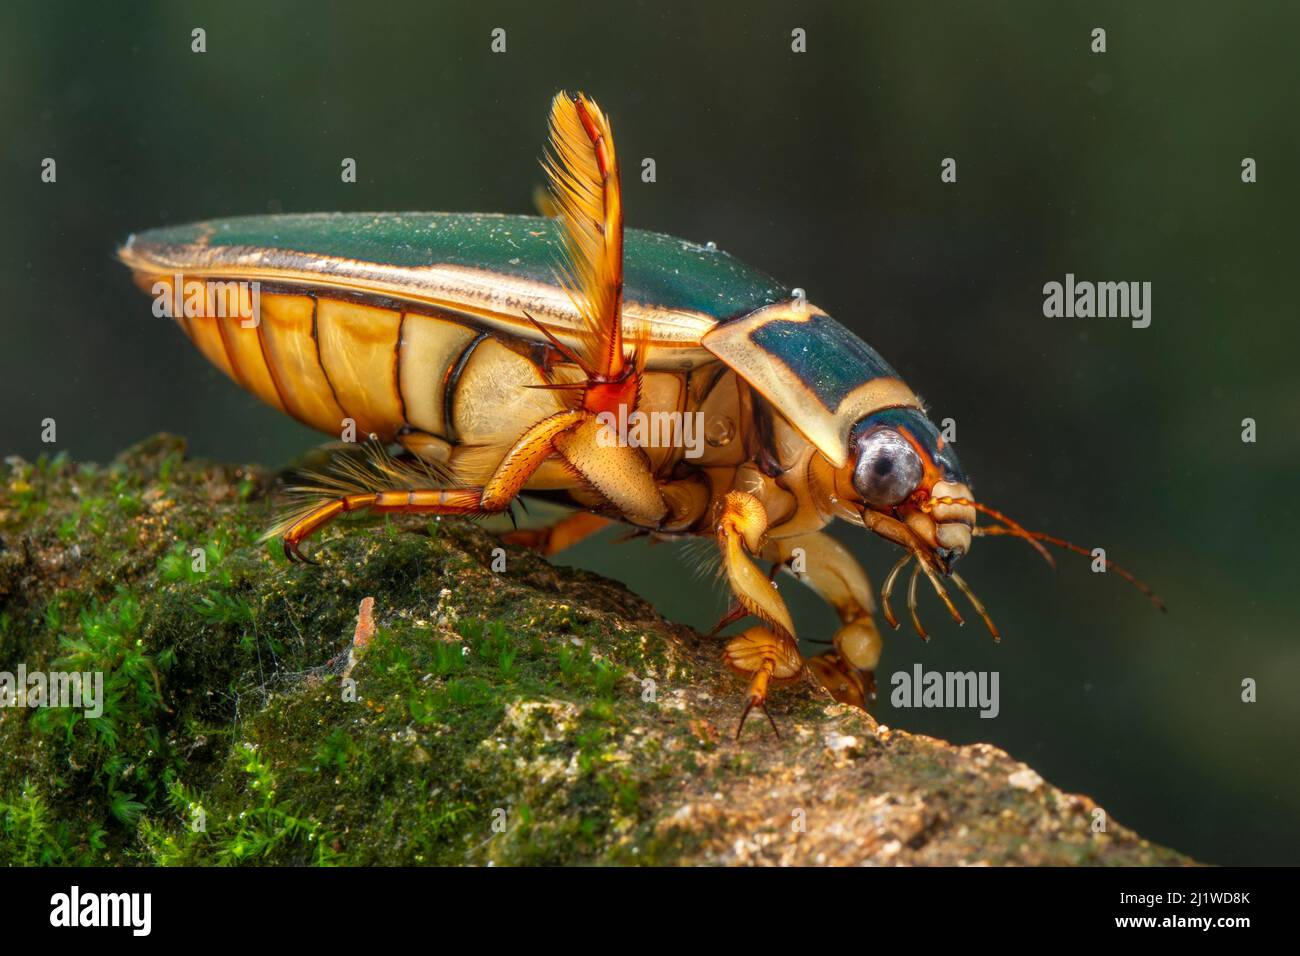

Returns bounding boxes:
[2,0,1296,865]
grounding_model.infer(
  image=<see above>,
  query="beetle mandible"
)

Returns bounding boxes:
[119,92,1162,736]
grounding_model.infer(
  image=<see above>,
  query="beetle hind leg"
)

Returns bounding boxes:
[278,406,668,560]
[281,488,484,561]
[278,410,587,559]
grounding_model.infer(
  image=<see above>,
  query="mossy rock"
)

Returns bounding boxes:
[0,435,1194,866]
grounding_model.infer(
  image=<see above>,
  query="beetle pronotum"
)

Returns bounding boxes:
[119,92,1162,737]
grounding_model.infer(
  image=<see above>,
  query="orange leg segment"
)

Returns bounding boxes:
[283,488,483,561]
[501,512,613,557]
[279,406,664,562]
[722,625,803,739]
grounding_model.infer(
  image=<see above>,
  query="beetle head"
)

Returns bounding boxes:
[833,409,1165,640]
[845,408,975,574]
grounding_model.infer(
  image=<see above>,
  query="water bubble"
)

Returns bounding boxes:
[705,415,736,448]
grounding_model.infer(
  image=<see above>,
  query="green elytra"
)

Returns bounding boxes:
[131,212,790,322]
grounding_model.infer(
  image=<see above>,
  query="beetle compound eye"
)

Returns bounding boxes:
[853,429,923,508]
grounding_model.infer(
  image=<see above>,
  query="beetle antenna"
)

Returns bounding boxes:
[973,526,1166,612]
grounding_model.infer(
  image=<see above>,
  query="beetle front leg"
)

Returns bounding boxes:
[721,625,804,739]
[762,531,882,710]
[713,492,808,735]
[715,491,796,637]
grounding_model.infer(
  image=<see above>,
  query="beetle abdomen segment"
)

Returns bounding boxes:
[447,336,563,444]
[149,277,233,387]
[314,299,405,439]
[398,315,477,436]
[148,276,286,415]
[259,294,348,433]
[213,286,287,415]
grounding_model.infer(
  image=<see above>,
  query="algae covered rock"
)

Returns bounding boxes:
[0,436,1193,865]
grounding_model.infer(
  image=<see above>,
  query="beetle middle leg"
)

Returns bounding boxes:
[500,511,613,557]
[762,531,882,711]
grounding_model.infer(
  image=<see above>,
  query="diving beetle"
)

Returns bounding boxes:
[119,92,1161,736]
